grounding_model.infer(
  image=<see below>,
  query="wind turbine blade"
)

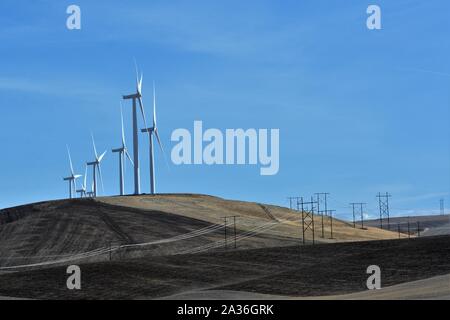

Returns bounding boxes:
[124,150,127,175]
[139,74,143,95]
[66,145,74,175]
[134,59,143,95]
[153,81,157,128]
[91,133,98,159]
[137,96,148,130]
[83,165,88,189]
[98,164,105,194]
[125,149,134,167]
[120,102,126,147]
[154,129,170,170]
[134,58,139,87]
[74,175,82,179]
[98,150,107,163]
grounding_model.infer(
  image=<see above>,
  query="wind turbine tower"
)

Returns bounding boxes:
[141,83,165,195]
[87,135,106,197]
[76,165,88,198]
[112,104,134,196]
[123,65,147,195]
[63,146,82,199]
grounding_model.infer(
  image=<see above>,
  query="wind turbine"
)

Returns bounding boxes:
[76,165,88,198]
[63,146,82,199]
[86,134,107,197]
[141,82,165,194]
[122,63,148,195]
[112,104,134,196]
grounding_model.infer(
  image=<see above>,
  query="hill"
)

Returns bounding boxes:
[0,194,402,269]
[362,214,450,236]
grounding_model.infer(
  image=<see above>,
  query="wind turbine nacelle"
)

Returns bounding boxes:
[141,127,154,133]
[123,93,140,100]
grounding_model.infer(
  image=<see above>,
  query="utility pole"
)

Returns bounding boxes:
[223,217,228,249]
[287,197,297,210]
[350,203,356,228]
[440,199,445,215]
[327,209,336,239]
[360,203,366,229]
[315,193,329,238]
[417,221,420,237]
[109,241,112,261]
[397,223,401,239]
[231,216,239,249]
[407,217,410,239]
[300,197,317,245]
[287,197,301,210]
[377,192,391,230]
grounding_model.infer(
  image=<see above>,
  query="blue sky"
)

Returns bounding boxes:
[0,0,449,220]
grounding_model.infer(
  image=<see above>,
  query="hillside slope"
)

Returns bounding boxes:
[0,194,401,268]
[363,214,450,236]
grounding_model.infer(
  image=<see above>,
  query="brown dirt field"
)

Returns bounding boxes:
[0,235,448,299]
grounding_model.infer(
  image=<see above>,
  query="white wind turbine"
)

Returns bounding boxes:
[122,63,148,195]
[63,146,82,199]
[112,103,134,196]
[86,134,107,197]
[141,82,166,195]
[76,165,88,198]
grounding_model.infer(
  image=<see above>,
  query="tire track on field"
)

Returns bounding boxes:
[95,208,135,245]
[258,204,279,222]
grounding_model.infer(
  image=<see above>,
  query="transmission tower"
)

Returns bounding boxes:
[350,203,366,229]
[300,197,317,245]
[222,216,239,249]
[377,192,391,229]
